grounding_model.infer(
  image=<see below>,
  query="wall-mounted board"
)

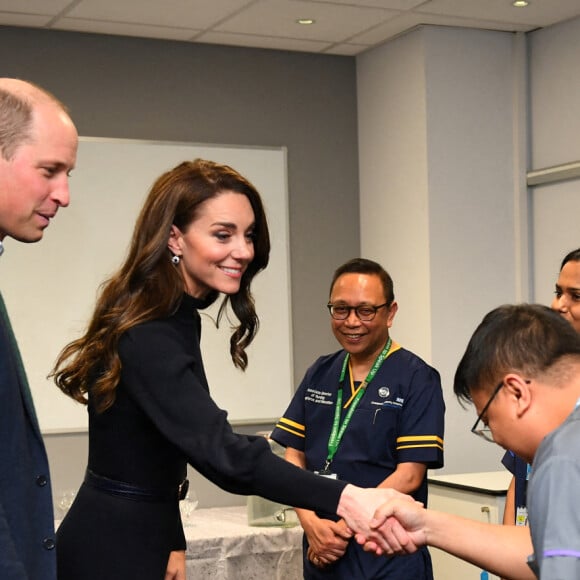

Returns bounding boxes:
[1,137,292,432]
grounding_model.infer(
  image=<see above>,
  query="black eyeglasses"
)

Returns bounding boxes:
[470,381,504,442]
[327,302,388,322]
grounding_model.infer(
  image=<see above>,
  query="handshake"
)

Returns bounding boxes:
[336,485,426,556]
[336,484,534,579]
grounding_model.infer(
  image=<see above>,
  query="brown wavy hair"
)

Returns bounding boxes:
[52,159,270,412]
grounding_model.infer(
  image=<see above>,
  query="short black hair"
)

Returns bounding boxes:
[330,258,395,305]
[454,303,580,404]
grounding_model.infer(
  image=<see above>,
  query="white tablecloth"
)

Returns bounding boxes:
[184,505,303,580]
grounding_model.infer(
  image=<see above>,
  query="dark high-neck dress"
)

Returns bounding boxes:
[57,294,346,579]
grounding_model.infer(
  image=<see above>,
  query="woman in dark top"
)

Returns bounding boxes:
[53,159,390,579]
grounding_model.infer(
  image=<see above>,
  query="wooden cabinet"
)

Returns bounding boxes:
[427,471,513,580]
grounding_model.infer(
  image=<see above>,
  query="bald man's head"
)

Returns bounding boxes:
[0,78,70,160]
[0,78,78,243]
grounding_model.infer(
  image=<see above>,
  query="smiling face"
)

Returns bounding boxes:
[0,101,78,243]
[167,191,256,298]
[329,272,397,364]
[551,260,580,334]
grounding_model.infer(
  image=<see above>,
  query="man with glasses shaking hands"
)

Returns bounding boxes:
[358,303,580,580]
[271,258,445,580]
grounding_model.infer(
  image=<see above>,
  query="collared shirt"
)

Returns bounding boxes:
[527,402,580,578]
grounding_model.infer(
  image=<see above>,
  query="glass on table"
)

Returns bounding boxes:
[57,489,77,518]
[180,488,199,526]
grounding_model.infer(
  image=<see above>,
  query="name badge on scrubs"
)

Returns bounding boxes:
[516,506,528,527]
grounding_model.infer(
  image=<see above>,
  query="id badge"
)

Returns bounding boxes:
[516,506,529,527]
[314,469,338,479]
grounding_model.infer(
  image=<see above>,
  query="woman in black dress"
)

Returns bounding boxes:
[53,159,392,579]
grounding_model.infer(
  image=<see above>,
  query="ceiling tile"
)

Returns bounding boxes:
[65,0,255,29]
[215,0,399,42]
[0,0,74,15]
[350,10,537,45]
[1,0,580,56]
[196,29,333,52]
[302,0,424,9]
[0,13,53,26]
[417,0,580,28]
[324,42,370,56]
[348,11,422,44]
[55,18,199,41]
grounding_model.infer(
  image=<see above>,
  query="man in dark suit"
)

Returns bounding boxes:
[0,78,78,579]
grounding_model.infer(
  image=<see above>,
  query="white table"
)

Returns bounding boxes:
[184,505,303,579]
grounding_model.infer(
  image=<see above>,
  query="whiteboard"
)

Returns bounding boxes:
[531,181,580,305]
[1,137,293,432]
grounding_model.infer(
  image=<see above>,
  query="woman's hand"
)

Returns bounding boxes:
[165,550,186,580]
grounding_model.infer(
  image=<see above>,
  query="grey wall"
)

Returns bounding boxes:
[529,17,580,168]
[528,17,580,306]
[356,19,580,476]
[0,25,361,507]
[357,26,527,474]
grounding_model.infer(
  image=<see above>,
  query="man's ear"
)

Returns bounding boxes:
[167,224,183,255]
[503,373,532,418]
[386,301,398,328]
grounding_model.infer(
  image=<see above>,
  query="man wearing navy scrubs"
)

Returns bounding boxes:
[271,258,445,579]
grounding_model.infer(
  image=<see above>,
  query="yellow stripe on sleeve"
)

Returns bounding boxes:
[396,435,444,452]
[274,417,306,439]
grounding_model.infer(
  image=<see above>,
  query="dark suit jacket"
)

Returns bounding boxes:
[0,292,56,580]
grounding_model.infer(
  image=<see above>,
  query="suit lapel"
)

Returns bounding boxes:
[0,290,42,434]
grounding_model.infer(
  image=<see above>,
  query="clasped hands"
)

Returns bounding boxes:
[305,518,352,568]
[337,485,427,558]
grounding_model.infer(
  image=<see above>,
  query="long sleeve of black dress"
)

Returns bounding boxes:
[87,294,346,515]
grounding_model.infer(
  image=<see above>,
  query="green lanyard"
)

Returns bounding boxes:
[323,337,392,472]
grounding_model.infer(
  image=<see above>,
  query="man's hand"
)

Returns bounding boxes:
[336,484,415,537]
[355,497,427,556]
[304,517,352,567]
